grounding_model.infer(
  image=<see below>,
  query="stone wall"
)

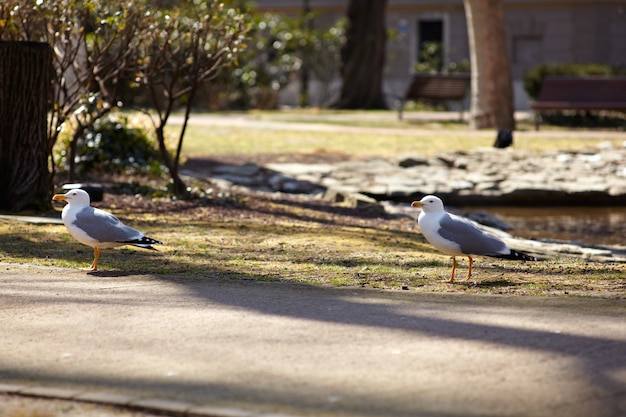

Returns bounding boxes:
[268,143,626,206]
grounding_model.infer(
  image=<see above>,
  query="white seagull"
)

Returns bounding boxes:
[52,189,162,271]
[411,195,536,283]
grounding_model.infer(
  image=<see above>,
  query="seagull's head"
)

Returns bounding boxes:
[411,195,445,213]
[52,189,91,206]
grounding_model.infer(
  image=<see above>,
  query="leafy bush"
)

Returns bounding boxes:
[536,111,626,129]
[523,63,625,99]
[202,6,346,110]
[71,115,164,176]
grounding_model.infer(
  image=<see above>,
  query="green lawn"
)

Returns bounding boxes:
[170,110,624,158]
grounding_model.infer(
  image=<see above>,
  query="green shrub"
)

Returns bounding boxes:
[73,115,164,176]
[523,63,625,99]
[537,111,626,129]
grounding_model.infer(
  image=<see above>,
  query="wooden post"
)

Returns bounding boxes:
[0,41,53,211]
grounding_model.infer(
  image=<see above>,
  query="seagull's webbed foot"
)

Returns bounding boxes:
[84,248,101,272]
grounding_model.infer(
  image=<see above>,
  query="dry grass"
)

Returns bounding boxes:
[174,109,625,157]
[2,192,624,298]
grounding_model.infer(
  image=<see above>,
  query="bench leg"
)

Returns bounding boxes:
[397,100,405,121]
[534,112,540,130]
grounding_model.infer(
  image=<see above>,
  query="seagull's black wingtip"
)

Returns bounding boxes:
[498,250,537,262]
[117,236,163,249]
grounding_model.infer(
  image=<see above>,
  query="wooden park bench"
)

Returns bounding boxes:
[530,76,626,130]
[397,73,470,120]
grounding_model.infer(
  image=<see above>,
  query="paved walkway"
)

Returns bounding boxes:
[1,263,624,417]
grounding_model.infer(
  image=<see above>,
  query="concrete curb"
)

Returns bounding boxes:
[0,384,297,417]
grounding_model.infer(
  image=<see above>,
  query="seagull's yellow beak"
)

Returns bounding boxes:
[411,201,424,207]
[52,194,67,201]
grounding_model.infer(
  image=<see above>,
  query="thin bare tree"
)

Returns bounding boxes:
[136,0,248,196]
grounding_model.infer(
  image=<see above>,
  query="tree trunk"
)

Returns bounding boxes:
[332,0,388,109]
[299,0,311,108]
[0,41,53,211]
[68,123,87,183]
[155,126,187,197]
[464,0,515,130]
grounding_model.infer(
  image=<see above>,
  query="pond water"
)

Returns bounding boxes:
[463,206,626,247]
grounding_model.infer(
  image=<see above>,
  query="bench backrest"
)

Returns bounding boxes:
[537,76,626,103]
[405,73,470,101]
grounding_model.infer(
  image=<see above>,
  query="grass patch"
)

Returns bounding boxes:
[2,197,624,298]
[178,125,490,157]
[173,110,625,158]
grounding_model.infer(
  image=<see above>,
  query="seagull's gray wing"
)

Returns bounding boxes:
[73,206,142,244]
[437,213,508,256]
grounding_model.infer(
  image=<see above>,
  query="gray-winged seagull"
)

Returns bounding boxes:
[53,189,162,271]
[411,195,536,283]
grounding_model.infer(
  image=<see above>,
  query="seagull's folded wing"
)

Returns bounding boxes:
[438,213,508,256]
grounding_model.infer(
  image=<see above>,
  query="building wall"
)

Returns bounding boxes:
[253,0,626,109]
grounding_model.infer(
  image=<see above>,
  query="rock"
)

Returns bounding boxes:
[323,189,385,214]
[430,155,455,167]
[451,180,474,191]
[213,162,260,176]
[358,185,388,198]
[212,173,261,187]
[323,188,348,203]
[453,157,471,169]
[397,155,428,168]
[265,163,334,176]
[475,181,500,192]
[556,154,573,163]
[609,184,626,196]
[344,193,384,212]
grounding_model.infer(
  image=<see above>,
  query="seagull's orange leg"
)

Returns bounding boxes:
[444,256,457,283]
[463,256,473,281]
[88,247,101,271]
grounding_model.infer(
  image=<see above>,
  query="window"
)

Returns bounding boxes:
[417,19,443,62]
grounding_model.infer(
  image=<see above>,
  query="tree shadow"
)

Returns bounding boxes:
[1,269,623,417]
[87,270,138,278]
